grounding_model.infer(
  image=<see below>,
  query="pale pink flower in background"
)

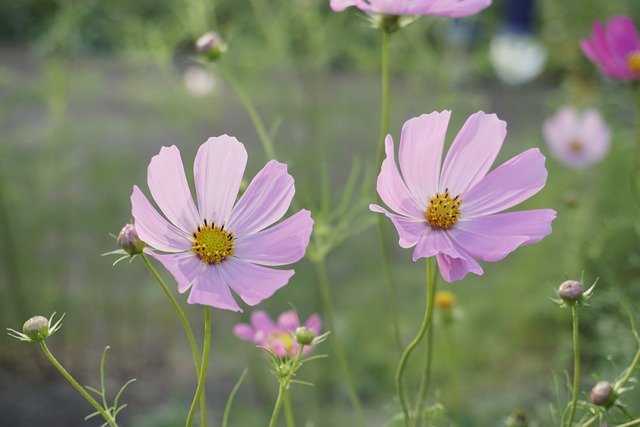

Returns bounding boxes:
[131,136,313,311]
[330,0,491,18]
[543,106,611,169]
[581,16,640,81]
[370,111,556,282]
[234,310,322,357]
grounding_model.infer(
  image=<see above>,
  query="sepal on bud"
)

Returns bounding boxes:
[551,278,597,308]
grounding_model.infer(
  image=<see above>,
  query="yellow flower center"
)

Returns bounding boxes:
[628,51,640,74]
[569,139,584,153]
[268,331,294,355]
[191,219,234,265]
[434,290,457,310]
[425,189,462,230]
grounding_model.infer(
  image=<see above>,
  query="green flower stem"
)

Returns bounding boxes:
[616,419,640,427]
[268,346,305,427]
[283,390,296,427]
[566,305,580,427]
[412,262,437,427]
[186,306,211,427]
[140,253,206,427]
[39,341,117,427]
[376,28,402,353]
[219,65,277,160]
[396,258,437,427]
[311,257,366,427]
[617,340,640,389]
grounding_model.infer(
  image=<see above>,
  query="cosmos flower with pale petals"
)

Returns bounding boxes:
[234,310,322,358]
[131,136,313,311]
[581,16,640,81]
[370,111,556,282]
[543,106,611,169]
[329,0,491,18]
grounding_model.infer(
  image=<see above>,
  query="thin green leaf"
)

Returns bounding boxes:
[222,368,248,427]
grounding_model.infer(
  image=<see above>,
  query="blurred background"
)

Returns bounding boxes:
[1,0,640,425]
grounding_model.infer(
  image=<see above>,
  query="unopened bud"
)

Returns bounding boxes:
[505,410,534,427]
[117,224,144,255]
[23,316,50,341]
[590,381,617,408]
[558,280,584,304]
[295,326,315,346]
[196,32,227,62]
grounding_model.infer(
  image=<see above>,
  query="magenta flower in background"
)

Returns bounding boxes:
[131,136,313,311]
[370,111,556,282]
[234,310,322,358]
[543,106,611,169]
[330,0,491,18]
[581,16,640,80]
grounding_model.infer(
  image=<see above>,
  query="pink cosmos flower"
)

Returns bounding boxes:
[370,111,556,282]
[234,310,322,358]
[580,16,640,80]
[330,0,491,18]
[131,136,313,312]
[543,106,611,169]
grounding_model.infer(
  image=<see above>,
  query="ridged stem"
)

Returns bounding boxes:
[186,306,211,427]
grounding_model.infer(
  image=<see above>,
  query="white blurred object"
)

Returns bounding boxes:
[489,33,547,85]
[183,66,216,97]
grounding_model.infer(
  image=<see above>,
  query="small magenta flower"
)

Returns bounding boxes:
[370,111,556,282]
[131,136,313,311]
[330,0,491,18]
[234,310,322,358]
[543,106,611,169]
[581,16,640,81]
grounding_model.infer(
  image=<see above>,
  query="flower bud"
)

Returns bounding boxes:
[558,280,584,304]
[295,326,315,346]
[196,32,227,62]
[505,410,534,427]
[117,224,144,255]
[590,381,617,408]
[22,316,50,341]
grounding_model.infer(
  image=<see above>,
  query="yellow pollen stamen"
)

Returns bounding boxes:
[425,189,462,230]
[191,219,234,265]
[569,139,583,153]
[628,51,640,74]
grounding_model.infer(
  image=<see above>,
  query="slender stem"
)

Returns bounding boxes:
[566,305,580,427]
[283,391,296,427]
[412,262,437,427]
[396,258,437,427]
[140,253,206,426]
[186,306,211,427]
[615,419,640,427]
[375,29,402,353]
[617,342,640,389]
[222,369,248,427]
[219,65,277,160]
[268,346,305,427]
[39,341,117,427]
[311,257,366,426]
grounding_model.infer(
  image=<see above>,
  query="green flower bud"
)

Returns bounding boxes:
[590,381,617,408]
[558,280,584,304]
[196,32,227,62]
[505,410,535,427]
[295,326,315,346]
[22,316,50,341]
[117,223,144,255]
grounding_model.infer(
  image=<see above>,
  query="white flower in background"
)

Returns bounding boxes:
[183,66,216,97]
[489,33,547,85]
[543,106,611,169]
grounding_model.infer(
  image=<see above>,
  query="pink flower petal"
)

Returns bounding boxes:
[330,0,358,11]
[194,136,247,225]
[398,111,449,203]
[277,311,300,331]
[304,314,322,335]
[463,148,547,217]
[412,228,461,261]
[220,258,294,306]
[227,160,294,237]
[369,204,426,248]
[376,135,425,218]
[187,264,241,311]
[251,310,277,334]
[146,146,201,234]
[606,17,640,70]
[369,0,409,14]
[436,247,483,282]
[440,112,507,196]
[448,221,529,262]
[131,186,192,252]
[234,210,313,266]
[233,323,255,341]
[145,250,202,293]
[409,0,491,18]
